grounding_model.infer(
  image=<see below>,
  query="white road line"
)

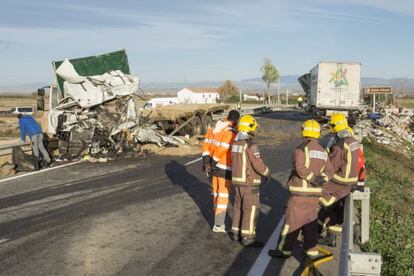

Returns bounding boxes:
[0,161,83,184]
[247,215,285,276]
[184,157,202,166]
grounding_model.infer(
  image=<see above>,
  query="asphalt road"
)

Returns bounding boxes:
[0,111,338,275]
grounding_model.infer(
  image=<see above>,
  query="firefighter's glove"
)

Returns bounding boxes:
[312,175,327,187]
[264,175,271,183]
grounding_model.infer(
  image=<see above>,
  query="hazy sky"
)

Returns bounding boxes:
[0,0,413,86]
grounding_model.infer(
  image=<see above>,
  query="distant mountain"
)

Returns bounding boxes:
[0,82,49,94]
[2,76,413,96]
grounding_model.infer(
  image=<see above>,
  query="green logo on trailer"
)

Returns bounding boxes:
[329,68,348,88]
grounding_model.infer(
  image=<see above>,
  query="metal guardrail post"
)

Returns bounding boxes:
[339,187,381,276]
[339,195,352,276]
[352,187,371,244]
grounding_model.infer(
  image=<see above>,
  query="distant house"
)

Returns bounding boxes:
[243,93,264,102]
[177,88,219,104]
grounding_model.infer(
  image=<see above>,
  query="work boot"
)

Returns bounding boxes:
[231,233,240,242]
[212,225,226,233]
[241,237,264,247]
[268,249,291,259]
[318,232,336,247]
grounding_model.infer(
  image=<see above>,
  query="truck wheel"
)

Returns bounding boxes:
[190,116,202,136]
[202,114,213,134]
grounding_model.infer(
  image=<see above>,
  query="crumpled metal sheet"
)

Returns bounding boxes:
[134,127,184,147]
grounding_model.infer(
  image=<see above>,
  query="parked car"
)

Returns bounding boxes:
[8,107,35,115]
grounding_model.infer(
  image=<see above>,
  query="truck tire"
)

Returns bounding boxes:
[179,116,202,137]
[202,114,213,134]
[190,116,202,136]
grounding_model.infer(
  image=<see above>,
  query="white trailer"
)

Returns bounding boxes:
[299,61,362,116]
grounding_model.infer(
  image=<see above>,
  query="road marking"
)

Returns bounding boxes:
[247,215,285,276]
[0,161,83,184]
[0,238,10,244]
[184,157,202,166]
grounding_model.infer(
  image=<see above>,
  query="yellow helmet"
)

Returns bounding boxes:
[302,119,321,139]
[329,113,349,133]
[238,114,258,133]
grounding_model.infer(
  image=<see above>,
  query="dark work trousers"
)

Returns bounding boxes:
[231,185,260,239]
[277,196,319,256]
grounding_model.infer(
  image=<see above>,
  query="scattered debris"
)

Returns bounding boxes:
[353,105,414,148]
[0,162,16,176]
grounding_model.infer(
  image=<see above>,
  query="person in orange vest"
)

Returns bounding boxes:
[201,110,240,232]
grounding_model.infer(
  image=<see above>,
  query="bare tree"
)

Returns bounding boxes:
[218,80,239,102]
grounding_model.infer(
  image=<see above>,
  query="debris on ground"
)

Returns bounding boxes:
[0,161,16,176]
[353,105,414,149]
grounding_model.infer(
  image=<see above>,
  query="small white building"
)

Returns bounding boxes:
[177,88,219,104]
[243,93,264,102]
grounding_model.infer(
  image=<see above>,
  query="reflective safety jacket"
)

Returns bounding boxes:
[201,120,237,179]
[201,127,214,163]
[288,138,334,197]
[231,136,270,186]
[330,136,359,186]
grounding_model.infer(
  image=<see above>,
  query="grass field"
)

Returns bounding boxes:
[393,97,414,109]
[361,141,414,275]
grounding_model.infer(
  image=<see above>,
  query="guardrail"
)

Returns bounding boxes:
[339,187,382,275]
[0,142,31,157]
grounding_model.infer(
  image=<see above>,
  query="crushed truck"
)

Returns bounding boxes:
[298,61,362,120]
[37,50,228,160]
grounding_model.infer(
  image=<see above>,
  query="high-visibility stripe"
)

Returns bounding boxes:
[319,196,336,207]
[216,163,231,171]
[232,227,239,231]
[221,142,230,149]
[309,150,327,161]
[344,143,352,179]
[212,192,229,198]
[305,172,314,181]
[215,204,228,209]
[232,145,244,153]
[289,185,322,193]
[303,127,320,132]
[277,224,290,251]
[202,151,210,156]
[213,156,219,162]
[333,174,358,183]
[249,205,256,235]
[306,250,319,257]
[304,146,310,168]
[328,225,342,233]
[253,179,261,184]
[232,143,248,182]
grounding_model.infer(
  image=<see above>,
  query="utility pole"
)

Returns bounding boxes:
[277,81,280,105]
[286,88,289,106]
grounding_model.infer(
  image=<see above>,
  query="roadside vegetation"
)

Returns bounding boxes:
[361,140,414,275]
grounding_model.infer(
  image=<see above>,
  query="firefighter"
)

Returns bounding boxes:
[268,119,334,258]
[201,110,240,233]
[231,114,270,246]
[318,113,360,247]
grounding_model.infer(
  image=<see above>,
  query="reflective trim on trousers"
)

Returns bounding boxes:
[212,192,229,198]
[216,163,232,171]
[328,225,342,233]
[278,224,290,251]
[215,204,228,209]
[306,250,319,257]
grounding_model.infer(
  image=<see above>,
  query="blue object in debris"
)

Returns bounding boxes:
[367,113,383,120]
